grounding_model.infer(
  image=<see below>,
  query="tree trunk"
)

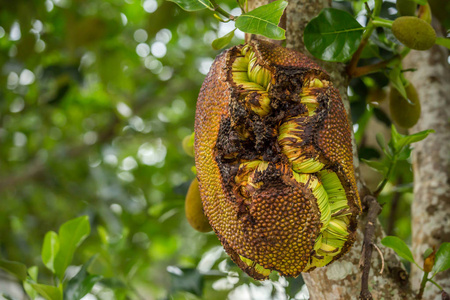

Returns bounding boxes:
[403,43,450,300]
[285,1,413,299]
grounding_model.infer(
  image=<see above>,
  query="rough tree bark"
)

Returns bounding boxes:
[403,41,450,300]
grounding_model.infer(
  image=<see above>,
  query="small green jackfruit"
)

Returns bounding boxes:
[185,179,212,232]
[182,133,195,157]
[389,82,421,128]
[392,16,436,50]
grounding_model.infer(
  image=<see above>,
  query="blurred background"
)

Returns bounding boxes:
[0,0,417,299]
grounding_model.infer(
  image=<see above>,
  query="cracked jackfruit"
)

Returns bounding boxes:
[194,39,361,280]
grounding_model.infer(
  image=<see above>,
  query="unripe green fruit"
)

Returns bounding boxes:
[396,0,417,16]
[182,133,195,157]
[185,179,212,232]
[392,16,436,50]
[389,82,421,128]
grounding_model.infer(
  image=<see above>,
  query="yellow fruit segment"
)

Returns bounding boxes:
[231,47,273,116]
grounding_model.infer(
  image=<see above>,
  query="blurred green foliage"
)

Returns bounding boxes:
[0,0,425,299]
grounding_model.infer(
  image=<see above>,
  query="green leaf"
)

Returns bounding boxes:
[97,226,109,245]
[28,266,39,281]
[0,259,27,281]
[396,146,412,160]
[54,216,91,279]
[168,267,204,297]
[237,0,247,11]
[423,248,433,259]
[166,0,212,11]
[24,266,39,300]
[390,125,434,153]
[376,133,386,150]
[387,67,408,100]
[42,231,60,273]
[381,236,415,263]
[436,37,450,50]
[29,283,62,300]
[235,0,288,40]
[433,243,450,274]
[64,256,101,300]
[398,129,435,147]
[360,41,380,59]
[361,159,388,175]
[212,29,235,50]
[304,8,364,62]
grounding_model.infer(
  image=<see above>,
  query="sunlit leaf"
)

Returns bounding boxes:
[235,0,288,40]
[390,125,434,153]
[29,283,62,300]
[54,216,91,279]
[435,37,450,50]
[433,243,450,274]
[381,236,415,263]
[304,8,364,62]
[212,29,235,50]
[166,0,212,11]
[42,231,60,273]
[24,266,39,300]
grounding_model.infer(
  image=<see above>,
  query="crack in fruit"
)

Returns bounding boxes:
[194,40,361,280]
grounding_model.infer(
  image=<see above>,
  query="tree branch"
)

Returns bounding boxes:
[403,38,450,299]
[359,195,383,300]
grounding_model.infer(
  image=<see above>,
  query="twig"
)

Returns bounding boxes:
[387,177,403,235]
[372,243,384,274]
[209,0,235,20]
[359,195,383,300]
[417,271,429,299]
[350,55,401,78]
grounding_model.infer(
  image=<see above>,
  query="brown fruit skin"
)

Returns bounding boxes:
[194,40,361,280]
[392,16,436,50]
[185,179,212,233]
[389,83,421,128]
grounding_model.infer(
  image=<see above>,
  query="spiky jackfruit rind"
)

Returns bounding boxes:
[392,16,436,50]
[194,40,360,280]
[389,82,421,128]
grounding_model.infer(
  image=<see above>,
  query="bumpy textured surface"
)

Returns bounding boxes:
[194,39,361,280]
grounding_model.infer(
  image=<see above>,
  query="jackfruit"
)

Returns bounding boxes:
[194,40,360,280]
[185,179,212,233]
[389,82,421,128]
[392,16,436,50]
